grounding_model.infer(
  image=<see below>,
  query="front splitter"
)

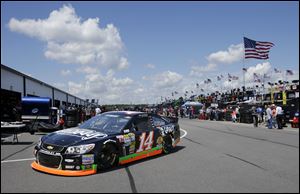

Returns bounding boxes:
[31,161,97,176]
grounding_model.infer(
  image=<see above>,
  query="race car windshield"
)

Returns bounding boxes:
[79,114,131,134]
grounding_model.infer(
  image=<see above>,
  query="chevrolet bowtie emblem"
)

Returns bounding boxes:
[47,145,54,150]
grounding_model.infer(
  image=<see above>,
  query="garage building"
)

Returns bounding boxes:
[1,64,89,121]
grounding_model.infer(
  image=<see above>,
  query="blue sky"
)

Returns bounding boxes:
[1,1,299,104]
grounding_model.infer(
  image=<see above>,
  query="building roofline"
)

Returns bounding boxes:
[1,64,86,103]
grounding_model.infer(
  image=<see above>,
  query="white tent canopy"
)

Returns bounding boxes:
[182,101,203,106]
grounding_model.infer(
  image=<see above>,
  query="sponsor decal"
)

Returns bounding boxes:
[56,128,107,140]
[117,133,135,145]
[129,142,135,154]
[65,165,75,169]
[82,154,94,165]
[81,164,92,170]
[156,136,163,147]
[159,125,174,135]
[118,133,136,155]
[65,159,74,163]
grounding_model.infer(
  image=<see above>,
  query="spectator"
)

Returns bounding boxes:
[256,106,263,123]
[276,104,284,129]
[180,107,184,118]
[231,109,237,122]
[235,106,240,122]
[271,104,277,128]
[266,104,272,129]
[190,106,194,119]
[58,116,65,130]
[86,106,91,120]
[95,106,102,115]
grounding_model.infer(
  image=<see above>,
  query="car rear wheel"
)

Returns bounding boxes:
[162,134,174,154]
[97,144,118,170]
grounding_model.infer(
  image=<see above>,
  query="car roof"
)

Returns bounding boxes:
[103,111,145,116]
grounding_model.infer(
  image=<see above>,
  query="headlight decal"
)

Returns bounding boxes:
[65,144,95,154]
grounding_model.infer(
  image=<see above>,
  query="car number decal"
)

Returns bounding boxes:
[136,131,154,153]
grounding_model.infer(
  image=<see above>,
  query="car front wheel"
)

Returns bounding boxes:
[97,144,118,170]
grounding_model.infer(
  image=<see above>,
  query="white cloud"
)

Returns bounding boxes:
[244,62,271,82]
[151,71,183,88]
[60,69,71,76]
[67,70,135,104]
[8,4,128,71]
[207,43,243,64]
[68,81,83,95]
[190,63,217,76]
[53,82,67,90]
[145,63,155,69]
[76,66,99,74]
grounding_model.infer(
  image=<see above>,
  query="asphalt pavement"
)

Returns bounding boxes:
[1,119,299,193]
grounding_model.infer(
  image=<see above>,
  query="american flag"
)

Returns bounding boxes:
[253,73,259,79]
[254,78,261,83]
[263,73,270,79]
[232,76,239,80]
[274,68,281,73]
[244,37,274,59]
[286,70,294,76]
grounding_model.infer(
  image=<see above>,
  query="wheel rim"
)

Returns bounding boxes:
[98,146,117,169]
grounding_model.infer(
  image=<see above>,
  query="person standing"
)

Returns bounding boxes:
[271,104,277,128]
[266,105,273,129]
[95,106,101,115]
[235,106,240,122]
[276,105,284,129]
[231,109,237,123]
[86,106,91,120]
[180,107,184,118]
[190,106,195,119]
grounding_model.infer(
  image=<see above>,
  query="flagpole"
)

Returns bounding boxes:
[242,35,247,101]
[242,36,246,91]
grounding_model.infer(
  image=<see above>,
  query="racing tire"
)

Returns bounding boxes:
[97,144,118,170]
[162,134,174,154]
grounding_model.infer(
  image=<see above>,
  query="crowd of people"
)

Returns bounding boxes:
[154,102,287,130]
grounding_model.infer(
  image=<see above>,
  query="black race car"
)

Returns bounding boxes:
[31,111,180,176]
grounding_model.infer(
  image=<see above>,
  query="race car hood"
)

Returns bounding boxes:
[42,128,108,146]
